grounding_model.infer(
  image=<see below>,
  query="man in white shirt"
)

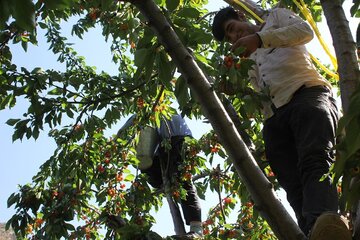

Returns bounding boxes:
[212,6,351,239]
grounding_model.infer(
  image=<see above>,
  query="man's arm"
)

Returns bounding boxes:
[257,8,314,48]
[230,34,262,58]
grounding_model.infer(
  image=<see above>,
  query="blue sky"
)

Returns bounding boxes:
[0,0,358,237]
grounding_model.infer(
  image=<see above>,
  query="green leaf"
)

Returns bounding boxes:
[0,94,12,109]
[344,119,360,157]
[48,88,62,95]
[134,48,150,68]
[7,193,19,207]
[194,52,208,64]
[5,216,14,230]
[26,127,32,139]
[66,107,74,118]
[111,107,120,121]
[166,0,180,12]
[30,67,43,75]
[350,2,360,17]
[229,66,238,84]
[239,58,255,77]
[105,108,112,123]
[13,120,29,141]
[21,40,28,52]
[189,30,212,44]
[177,7,201,18]
[64,223,75,230]
[137,28,155,49]
[144,49,156,82]
[146,231,163,240]
[101,0,113,10]
[157,51,174,87]
[125,173,135,182]
[38,22,47,29]
[0,45,12,61]
[44,0,73,10]
[93,132,102,139]
[0,0,11,30]
[13,0,35,31]
[6,118,21,126]
[173,17,191,28]
[175,76,189,108]
[129,18,140,29]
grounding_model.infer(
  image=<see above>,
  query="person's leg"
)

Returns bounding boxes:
[142,151,163,189]
[170,137,202,227]
[288,86,339,235]
[263,114,306,231]
[180,180,202,224]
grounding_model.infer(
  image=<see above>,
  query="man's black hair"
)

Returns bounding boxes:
[212,7,239,41]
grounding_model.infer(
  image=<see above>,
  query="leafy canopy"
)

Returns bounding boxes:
[1,0,359,239]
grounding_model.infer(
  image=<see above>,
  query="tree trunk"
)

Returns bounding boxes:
[320,0,360,238]
[320,0,360,112]
[130,0,306,239]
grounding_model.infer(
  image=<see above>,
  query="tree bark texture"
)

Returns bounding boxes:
[130,0,306,239]
[320,0,360,112]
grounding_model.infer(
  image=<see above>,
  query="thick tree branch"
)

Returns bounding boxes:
[320,0,360,112]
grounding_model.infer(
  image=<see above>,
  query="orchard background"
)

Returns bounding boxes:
[0,0,359,239]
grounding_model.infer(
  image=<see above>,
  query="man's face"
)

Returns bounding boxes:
[223,19,252,44]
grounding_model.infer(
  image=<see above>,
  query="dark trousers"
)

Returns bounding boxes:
[263,86,339,235]
[143,136,201,225]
